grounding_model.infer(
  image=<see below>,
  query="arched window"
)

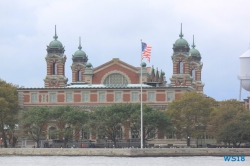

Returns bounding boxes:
[103,73,128,84]
[179,61,183,74]
[77,70,82,82]
[192,69,196,80]
[52,63,57,75]
[49,127,57,140]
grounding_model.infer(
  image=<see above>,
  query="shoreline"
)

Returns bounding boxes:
[0,148,250,157]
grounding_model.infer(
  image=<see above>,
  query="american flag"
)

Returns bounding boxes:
[141,42,152,62]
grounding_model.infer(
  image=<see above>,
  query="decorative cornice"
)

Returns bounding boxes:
[71,63,85,70]
[46,54,67,63]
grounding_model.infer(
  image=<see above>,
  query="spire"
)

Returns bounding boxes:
[192,35,196,48]
[179,23,183,38]
[78,37,82,50]
[53,25,58,40]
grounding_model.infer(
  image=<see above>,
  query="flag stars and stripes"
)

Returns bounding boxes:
[141,42,152,63]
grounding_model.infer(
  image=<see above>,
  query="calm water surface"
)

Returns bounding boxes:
[0,156,249,166]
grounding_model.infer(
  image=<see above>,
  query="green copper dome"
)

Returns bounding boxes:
[189,35,201,58]
[86,62,92,68]
[73,49,87,58]
[72,37,88,63]
[190,48,201,57]
[49,40,63,48]
[174,38,189,48]
[48,25,63,48]
[173,24,190,52]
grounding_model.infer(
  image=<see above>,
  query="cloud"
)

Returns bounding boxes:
[1,0,250,100]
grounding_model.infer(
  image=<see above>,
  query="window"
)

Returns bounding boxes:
[116,127,123,139]
[192,69,196,80]
[31,93,38,103]
[82,92,89,102]
[131,92,138,102]
[82,131,90,140]
[179,61,183,74]
[167,92,174,101]
[77,70,82,82]
[131,130,139,139]
[53,62,57,75]
[42,94,46,102]
[49,127,57,140]
[99,92,105,102]
[66,93,72,102]
[49,93,56,102]
[115,92,122,102]
[103,73,128,84]
[148,92,155,102]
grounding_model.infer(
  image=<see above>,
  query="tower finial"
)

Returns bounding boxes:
[192,35,196,48]
[53,25,58,40]
[78,36,82,50]
[179,23,183,38]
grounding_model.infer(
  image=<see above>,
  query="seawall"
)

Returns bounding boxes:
[0,148,250,157]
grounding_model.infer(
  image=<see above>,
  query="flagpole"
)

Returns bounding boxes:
[140,39,143,149]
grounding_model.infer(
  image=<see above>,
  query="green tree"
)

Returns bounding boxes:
[130,104,173,147]
[90,104,130,147]
[5,115,19,147]
[207,99,250,147]
[20,107,51,148]
[167,91,216,140]
[51,106,88,148]
[0,80,19,148]
[91,103,173,148]
[72,109,90,139]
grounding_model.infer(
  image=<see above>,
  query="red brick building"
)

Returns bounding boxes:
[17,25,205,147]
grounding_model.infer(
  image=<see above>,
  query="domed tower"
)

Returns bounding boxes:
[44,25,68,87]
[170,24,193,87]
[71,37,88,83]
[188,35,204,92]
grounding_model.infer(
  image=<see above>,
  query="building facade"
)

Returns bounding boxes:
[17,25,208,147]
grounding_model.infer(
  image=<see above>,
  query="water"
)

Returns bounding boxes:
[0,156,249,166]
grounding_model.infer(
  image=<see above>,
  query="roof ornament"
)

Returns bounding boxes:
[192,35,196,48]
[179,23,183,38]
[78,36,82,50]
[53,25,58,40]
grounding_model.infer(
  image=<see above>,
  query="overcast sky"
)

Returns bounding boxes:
[1,0,250,101]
